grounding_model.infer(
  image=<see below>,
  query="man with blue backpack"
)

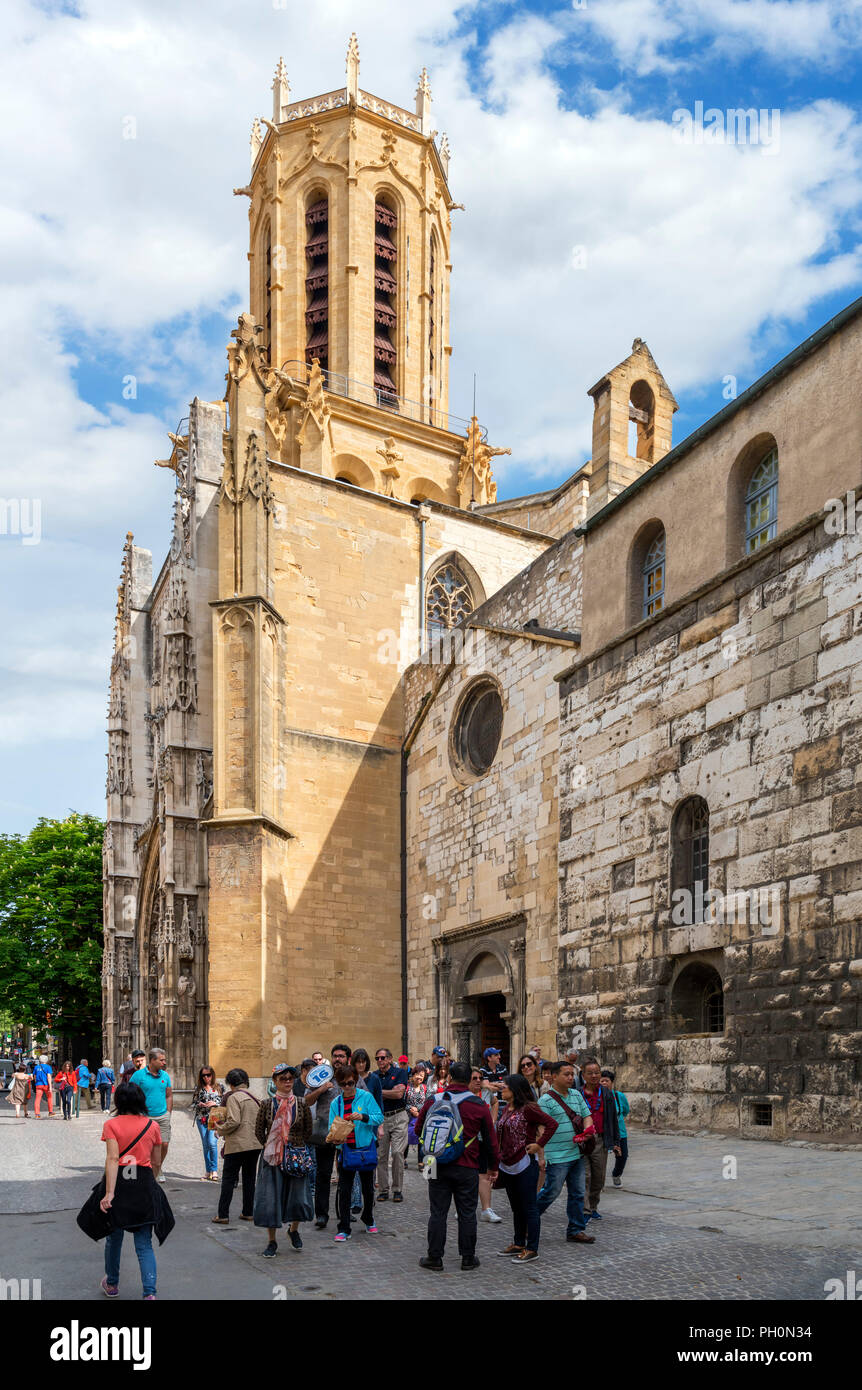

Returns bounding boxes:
[413,1060,500,1272]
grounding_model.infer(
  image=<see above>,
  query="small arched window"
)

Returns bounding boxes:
[670,960,724,1035]
[671,797,710,923]
[426,561,474,637]
[745,447,778,553]
[642,529,666,619]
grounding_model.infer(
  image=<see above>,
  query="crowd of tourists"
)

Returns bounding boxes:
[72,1040,630,1298]
[4,1056,115,1118]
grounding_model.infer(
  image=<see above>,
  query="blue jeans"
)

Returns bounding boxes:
[197,1119,219,1174]
[537,1156,587,1235]
[104,1226,157,1297]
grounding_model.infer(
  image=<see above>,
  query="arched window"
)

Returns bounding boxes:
[262,222,272,357]
[426,561,474,637]
[374,196,398,407]
[628,380,656,462]
[305,193,329,370]
[745,447,778,553]
[670,960,724,1035]
[428,231,437,424]
[642,529,666,619]
[671,797,710,923]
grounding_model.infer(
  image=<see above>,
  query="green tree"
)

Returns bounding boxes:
[0,813,104,1050]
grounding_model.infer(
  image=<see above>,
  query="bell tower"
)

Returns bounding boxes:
[586,338,678,518]
[241,36,454,420]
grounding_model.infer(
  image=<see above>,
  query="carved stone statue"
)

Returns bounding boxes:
[177,973,196,1023]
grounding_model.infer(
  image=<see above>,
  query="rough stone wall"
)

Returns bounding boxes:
[557,516,862,1140]
[481,474,590,540]
[405,533,583,1061]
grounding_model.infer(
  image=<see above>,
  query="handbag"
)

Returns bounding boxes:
[281,1144,314,1177]
[340,1143,378,1172]
[549,1090,596,1156]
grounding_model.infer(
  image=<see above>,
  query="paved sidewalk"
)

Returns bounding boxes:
[1,1109,859,1300]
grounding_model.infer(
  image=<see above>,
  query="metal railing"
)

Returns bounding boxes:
[278,361,486,439]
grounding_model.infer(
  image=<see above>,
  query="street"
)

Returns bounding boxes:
[1,1105,859,1300]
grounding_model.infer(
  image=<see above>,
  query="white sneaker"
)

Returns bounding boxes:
[480,1208,502,1223]
[157,1174,166,1184]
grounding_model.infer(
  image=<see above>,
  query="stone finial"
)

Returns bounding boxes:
[439,133,450,178]
[346,33,360,105]
[272,57,290,122]
[250,117,263,167]
[416,66,432,133]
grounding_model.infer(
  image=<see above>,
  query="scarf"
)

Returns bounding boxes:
[263,1093,295,1167]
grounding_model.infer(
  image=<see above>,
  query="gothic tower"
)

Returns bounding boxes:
[243,38,452,426]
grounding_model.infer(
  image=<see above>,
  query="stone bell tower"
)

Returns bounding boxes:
[240,35,453,420]
[586,338,678,518]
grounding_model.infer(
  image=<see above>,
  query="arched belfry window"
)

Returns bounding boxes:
[374,198,398,406]
[426,561,474,637]
[672,797,710,923]
[628,380,656,462]
[642,529,666,619]
[305,194,329,369]
[262,222,272,357]
[428,231,437,423]
[745,447,778,553]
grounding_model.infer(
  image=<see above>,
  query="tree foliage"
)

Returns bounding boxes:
[0,812,104,1042]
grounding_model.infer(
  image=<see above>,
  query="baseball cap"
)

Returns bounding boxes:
[483,1047,501,1059]
[272,1062,297,1077]
[397,1055,409,1066]
[432,1046,447,1057]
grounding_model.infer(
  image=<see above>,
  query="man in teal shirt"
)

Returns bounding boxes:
[537,1060,595,1243]
[129,1048,173,1181]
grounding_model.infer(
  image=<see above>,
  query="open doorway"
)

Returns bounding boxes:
[475,993,509,1068]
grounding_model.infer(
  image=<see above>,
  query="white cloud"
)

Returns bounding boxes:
[576,0,862,76]
[0,0,861,828]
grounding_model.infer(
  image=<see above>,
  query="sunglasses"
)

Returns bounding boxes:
[375,1055,389,1062]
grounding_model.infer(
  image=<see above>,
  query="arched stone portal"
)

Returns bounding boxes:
[433,918,526,1070]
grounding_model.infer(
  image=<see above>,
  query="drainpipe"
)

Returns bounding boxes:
[399,657,456,1057]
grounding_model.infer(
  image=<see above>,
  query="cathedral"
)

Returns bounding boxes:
[102,41,861,1141]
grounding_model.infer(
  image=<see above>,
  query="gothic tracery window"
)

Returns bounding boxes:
[426,562,474,637]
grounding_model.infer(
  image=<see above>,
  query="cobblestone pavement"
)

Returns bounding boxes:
[2,1108,860,1300]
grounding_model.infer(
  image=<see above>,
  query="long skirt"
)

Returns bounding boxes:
[253,1152,314,1229]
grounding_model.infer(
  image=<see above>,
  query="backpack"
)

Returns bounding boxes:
[34,1064,50,1087]
[419,1090,477,1167]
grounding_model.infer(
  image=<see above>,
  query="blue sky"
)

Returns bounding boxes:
[1,0,861,834]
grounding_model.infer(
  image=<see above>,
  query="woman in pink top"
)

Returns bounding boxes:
[97,1083,174,1300]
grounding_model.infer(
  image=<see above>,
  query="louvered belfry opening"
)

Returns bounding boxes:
[305,195,329,370]
[264,226,272,357]
[374,199,398,408]
[428,232,436,423]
